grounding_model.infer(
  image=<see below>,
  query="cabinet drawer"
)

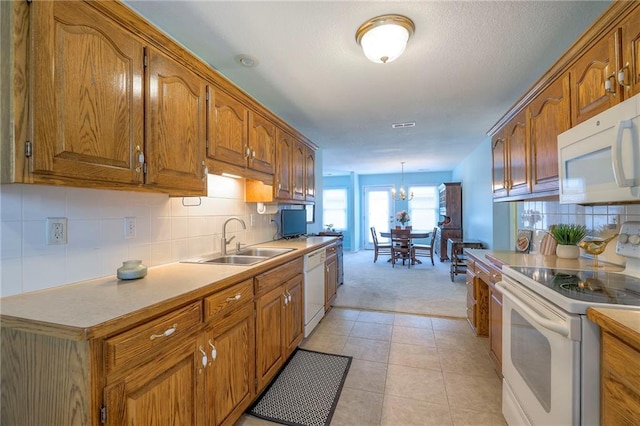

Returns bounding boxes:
[204,279,253,321]
[326,244,337,256]
[255,258,303,294]
[466,280,475,301]
[104,301,202,374]
[476,262,491,284]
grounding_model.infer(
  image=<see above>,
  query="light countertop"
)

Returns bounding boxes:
[465,249,625,273]
[0,237,336,340]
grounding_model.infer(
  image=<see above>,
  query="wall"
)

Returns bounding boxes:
[517,200,640,266]
[453,138,514,250]
[323,171,453,251]
[0,175,278,297]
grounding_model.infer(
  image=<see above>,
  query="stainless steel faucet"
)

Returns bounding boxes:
[221,217,247,255]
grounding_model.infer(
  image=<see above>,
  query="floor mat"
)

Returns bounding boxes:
[247,348,352,426]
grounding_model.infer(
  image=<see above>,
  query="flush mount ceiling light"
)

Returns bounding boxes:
[355,14,415,64]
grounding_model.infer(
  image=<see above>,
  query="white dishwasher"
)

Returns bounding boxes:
[304,248,326,337]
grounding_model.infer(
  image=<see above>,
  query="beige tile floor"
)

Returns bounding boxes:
[238,308,507,426]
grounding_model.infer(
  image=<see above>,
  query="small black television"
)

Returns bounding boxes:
[281,208,307,238]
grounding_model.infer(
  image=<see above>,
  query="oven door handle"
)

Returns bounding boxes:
[495,281,571,338]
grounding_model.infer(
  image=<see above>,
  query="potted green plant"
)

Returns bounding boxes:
[549,223,587,259]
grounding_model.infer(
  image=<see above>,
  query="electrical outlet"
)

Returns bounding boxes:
[124,217,136,239]
[47,217,67,245]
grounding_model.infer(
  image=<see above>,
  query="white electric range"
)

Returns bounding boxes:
[497,221,640,426]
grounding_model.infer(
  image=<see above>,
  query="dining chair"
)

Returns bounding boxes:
[370,227,392,263]
[390,228,414,268]
[413,227,436,266]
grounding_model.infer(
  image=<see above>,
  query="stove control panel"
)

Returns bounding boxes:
[617,221,640,259]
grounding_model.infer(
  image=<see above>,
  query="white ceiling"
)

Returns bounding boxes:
[124,0,610,176]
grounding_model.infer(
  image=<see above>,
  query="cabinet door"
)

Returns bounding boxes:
[104,336,200,426]
[491,132,508,198]
[248,112,276,175]
[275,129,294,200]
[283,275,304,358]
[146,49,207,193]
[620,8,640,97]
[202,304,255,426]
[31,1,144,184]
[208,89,248,167]
[569,31,619,124]
[255,285,284,391]
[505,111,529,196]
[528,75,571,194]
[489,288,503,375]
[305,147,316,201]
[325,256,338,311]
[292,139,306,201]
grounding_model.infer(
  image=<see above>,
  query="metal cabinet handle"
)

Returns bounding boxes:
[150,323,177,340]
[199,346,208,368]
[226,293,242,302]
[202,160,208,181]
[208,340,217,361]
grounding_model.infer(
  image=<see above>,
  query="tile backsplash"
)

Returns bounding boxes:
[0,175,277,297]
[518,200,640,266]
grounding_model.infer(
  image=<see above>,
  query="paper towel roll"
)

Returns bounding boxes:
[257,202,279,215]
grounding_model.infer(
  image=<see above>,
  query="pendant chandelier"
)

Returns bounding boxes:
[391,162,413,201]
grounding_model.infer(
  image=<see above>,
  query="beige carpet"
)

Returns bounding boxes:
[333,249,467,318]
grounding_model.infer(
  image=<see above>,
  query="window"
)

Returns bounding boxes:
[323,188,347,230]
[408,186,438,231]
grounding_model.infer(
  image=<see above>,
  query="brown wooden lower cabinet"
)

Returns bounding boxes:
[0,255,308,426]
[466,251,503,376]
[254,259,304,393]
[325,243,338,312]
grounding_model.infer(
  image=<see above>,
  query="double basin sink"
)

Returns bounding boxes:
[183,247,296,266]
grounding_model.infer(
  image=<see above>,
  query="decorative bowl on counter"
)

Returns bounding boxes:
[117,260,148,280]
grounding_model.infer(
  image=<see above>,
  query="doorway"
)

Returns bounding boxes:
[363,185,394,249]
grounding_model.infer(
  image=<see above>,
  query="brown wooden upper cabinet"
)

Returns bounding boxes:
[569,6,640,124]
[527,74,571,194]
[248,112,277,175]
[569,30,618,125]
[31,1,145,185]
[305,147,316,201]
[504,110,529,197]
[492,111,529,199]
[28,1,207,195]
[275,129,294,200]
[292,139,306,201]
[208,89,249,169]
[145,48,208,194]
[620,8,640,97]
[491,133,507,198]
[208,90,276,178]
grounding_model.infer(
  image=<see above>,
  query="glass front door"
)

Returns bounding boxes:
[363,185,394,249]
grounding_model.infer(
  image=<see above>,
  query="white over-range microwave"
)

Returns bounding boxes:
[557,93,640,204]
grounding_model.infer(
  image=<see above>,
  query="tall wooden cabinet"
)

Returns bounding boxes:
[435,183,462,262]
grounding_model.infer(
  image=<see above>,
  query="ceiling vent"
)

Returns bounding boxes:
[391,122,416,129]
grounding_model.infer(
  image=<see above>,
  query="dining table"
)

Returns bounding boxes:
[380,230,431,265]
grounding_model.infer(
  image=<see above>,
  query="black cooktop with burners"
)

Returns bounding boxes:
[509,266,640,307]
